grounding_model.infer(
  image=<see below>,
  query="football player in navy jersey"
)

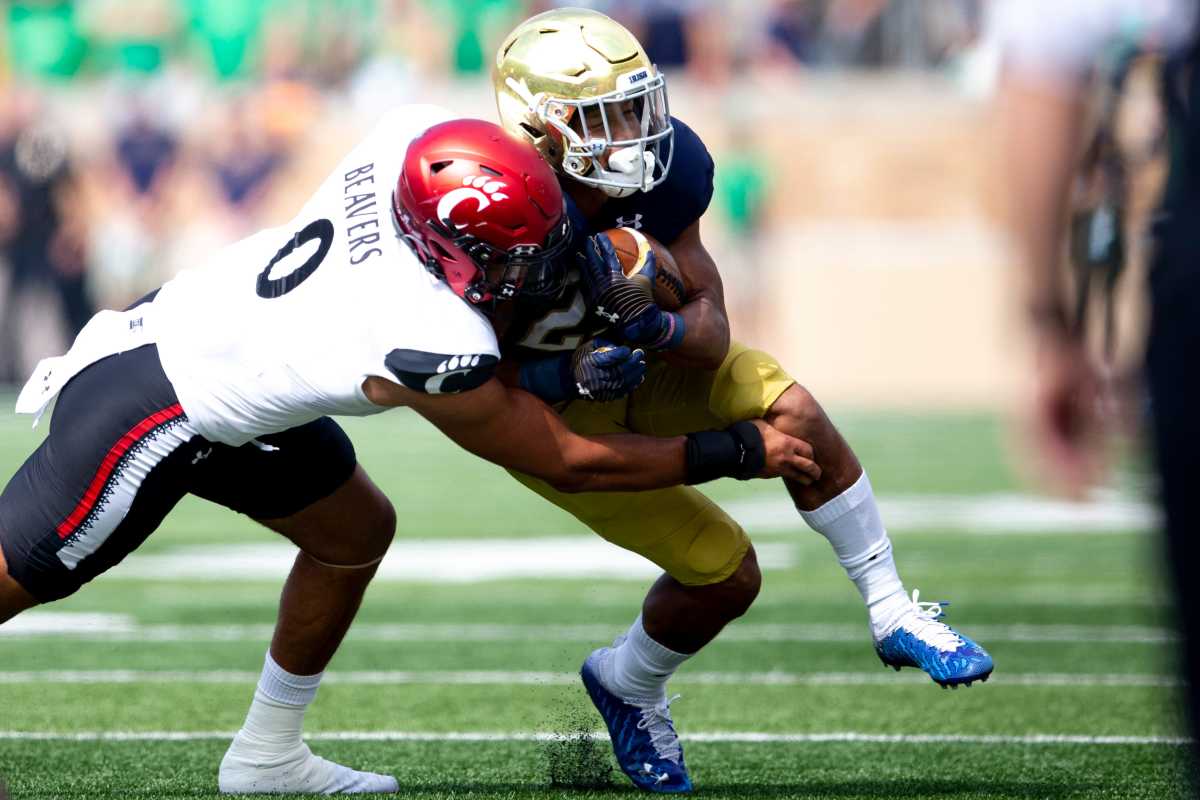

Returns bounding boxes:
[493,8,994,792]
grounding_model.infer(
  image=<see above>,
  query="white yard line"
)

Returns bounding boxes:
[0,616,1178,644]
[29,491,1153,584]
[723,491,1158,535]
[0,730,1186,745]
[414,489,1157,539]
[109,540,797,582]
[0,669,1180,688]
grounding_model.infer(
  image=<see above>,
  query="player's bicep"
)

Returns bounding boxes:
[669,221,728,311]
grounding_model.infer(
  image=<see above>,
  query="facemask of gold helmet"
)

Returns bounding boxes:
[494,8,673,199]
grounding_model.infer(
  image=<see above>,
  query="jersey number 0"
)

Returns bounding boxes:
[256,219,336,299]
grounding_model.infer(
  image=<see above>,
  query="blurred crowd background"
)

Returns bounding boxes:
[0,0,1145,410]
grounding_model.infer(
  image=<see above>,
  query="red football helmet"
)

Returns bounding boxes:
[393,118,573,306]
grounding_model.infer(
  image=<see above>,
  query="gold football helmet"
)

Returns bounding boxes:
[494,8,673,198]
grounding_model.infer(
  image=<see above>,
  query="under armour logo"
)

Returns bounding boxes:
[615,214,644,230]
[192,448,212,465]
[595,307,620,324]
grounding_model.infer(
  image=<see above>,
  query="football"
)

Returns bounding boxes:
[602,227,689,311]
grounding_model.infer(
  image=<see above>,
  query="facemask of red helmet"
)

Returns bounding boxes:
[421,208,572,304]
[393,119,573,309]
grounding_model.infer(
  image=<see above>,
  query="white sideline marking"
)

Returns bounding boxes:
[110,539,797,582]
[723,490,1157,535]
[0,669,1180,688]
[0,730,1187,746]
[0,616,1178,644]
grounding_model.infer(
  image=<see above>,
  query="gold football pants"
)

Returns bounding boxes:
[510,342,795,585]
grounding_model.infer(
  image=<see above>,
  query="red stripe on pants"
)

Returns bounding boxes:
[56,403,185,539]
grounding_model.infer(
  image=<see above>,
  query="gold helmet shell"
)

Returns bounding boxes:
[494,8,673,197]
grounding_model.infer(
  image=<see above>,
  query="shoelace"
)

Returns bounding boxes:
[636,694,683,764]
[901,589,964,652]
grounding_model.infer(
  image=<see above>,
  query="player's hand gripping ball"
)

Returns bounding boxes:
[602,227,688,311]
[577,231,688,350]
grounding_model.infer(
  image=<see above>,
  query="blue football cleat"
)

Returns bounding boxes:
[874,590,994,688]
[580,649,693,793]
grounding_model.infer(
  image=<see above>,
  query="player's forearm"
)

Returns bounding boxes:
[1001,72,1087,337]
[662,291,730,371]
[553,433,690,492]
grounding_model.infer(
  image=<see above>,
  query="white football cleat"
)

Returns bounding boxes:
[218,730,398,794]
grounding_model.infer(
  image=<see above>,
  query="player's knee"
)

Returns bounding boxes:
[720,545,762,618]
[710,346,792,422]
[360,494,397,560]
[766,383,828,440]
[677,513,755,589]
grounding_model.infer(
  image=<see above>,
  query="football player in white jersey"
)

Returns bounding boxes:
[0,108,819,794]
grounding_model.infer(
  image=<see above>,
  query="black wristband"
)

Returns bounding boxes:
[684,421,766,485]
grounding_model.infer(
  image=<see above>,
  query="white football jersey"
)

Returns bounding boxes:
[150,104,500,446]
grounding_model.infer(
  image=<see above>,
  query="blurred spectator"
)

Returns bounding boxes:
[82,96,181,311]
[817,0,888,67]
[115,107,179,202]
[765,0,822,66]
[0,91,92,384]
[206,99,288,228]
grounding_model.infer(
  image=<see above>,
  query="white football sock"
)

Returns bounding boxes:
[597,614,691,704]
[219,651,398,794]
[798,472,908,639]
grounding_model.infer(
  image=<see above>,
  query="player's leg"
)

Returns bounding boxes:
[509,395,758,792]
[648,342,992,686]
[0,344,201,624]
[257,466,394,675]
[761,382,909,632]
[0,540,38,624]
[191,419,397,795]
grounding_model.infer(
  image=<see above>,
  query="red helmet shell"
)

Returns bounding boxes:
[394,119,565,303]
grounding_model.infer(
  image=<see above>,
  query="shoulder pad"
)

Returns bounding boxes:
[604,118,715,246]
[384,349,498,395]
[663,118,715,222]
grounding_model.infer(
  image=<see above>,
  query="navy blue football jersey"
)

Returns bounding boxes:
[502,117,714,360]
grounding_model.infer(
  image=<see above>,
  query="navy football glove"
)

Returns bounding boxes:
[518,339,647,403]
[577,234,686,351]
[571,339,647,401]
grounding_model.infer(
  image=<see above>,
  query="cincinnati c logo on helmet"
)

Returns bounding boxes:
[436,176,510,229]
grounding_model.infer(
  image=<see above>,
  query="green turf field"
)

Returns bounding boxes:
[0,403,1191,798]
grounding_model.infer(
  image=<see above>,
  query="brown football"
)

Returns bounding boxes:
[603,227,689,311]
